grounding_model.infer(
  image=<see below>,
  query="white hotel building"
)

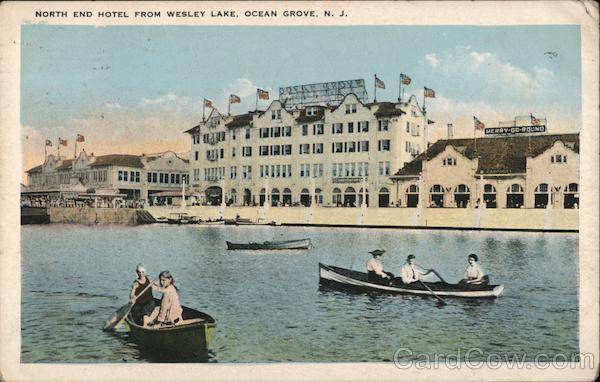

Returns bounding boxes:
[185,93,428,207]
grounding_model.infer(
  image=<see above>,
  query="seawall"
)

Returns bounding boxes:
[47,207,155,225]
[146,205,579,232]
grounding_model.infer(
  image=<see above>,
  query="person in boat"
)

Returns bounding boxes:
[148,270,184,327]
[366,249,394,285]
[398,254,433,285]
[460,254,489,285]
[129,263,156,325]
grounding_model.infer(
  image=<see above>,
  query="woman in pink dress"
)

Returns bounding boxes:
[149,270,183,327]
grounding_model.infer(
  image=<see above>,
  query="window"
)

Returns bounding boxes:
[260,128,270,138]
[313,143,323,154]
[147,172,152,182]
[270,145,281,156]
[135,171,140,182]
[346,141,356,153]
[282,144,292,155]
[299,143,310,154]
[378,161,390,176]
[123,171,129,182]
[230,166,237,179]
[358,121,369,132]
[332,123,343,134]
[245,128,251,139]
[378,120,389,131]
[242,146,252,157]
[271,110,281,120]
[358,141,369,152]
[272,126,281,137]
[347,122,354,133]
[232,130,236,140]
[332,142,344,153]
[551,154,567,163]
[220,148,224,159]
[242,166,252,179]
[313,124,324,135]
[302,124,309,136]
[345,103,357,114]
[443,157,457,166]
[170,173,176,184]
[406,122,410,133]
[306,107,318,116]
[300,164,310,178]
[194,151,199,161]
[260,145,269,156]
[118,170,124,181]
[231,147,236,158]
[313,163,323,178]
[282,126,292,137]
[378,139,390,151]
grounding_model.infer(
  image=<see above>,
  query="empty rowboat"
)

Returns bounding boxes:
[226,238,312,250]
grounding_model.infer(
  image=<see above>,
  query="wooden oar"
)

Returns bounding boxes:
[102,278,156,331]
[417,264,448,284]
[419,280,447,305]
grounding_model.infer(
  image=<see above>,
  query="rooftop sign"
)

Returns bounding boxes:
[279,79,369,109]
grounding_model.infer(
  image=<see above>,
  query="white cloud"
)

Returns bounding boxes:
[424,53,439,68]
[104,102,122,110]
[225,78,261,99]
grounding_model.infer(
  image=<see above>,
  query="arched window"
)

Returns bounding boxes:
[315,188,323,205]
[564,183,579,209]
[378,187,390,207]
[506,183,524,208]
[534,183,549,208]
[332,187,342,206]
[344,187,357,207]
[300,188,310,207]
[454,184,470,208]
[282,188,292,206]
[429,184,444,207]
[406,184,419,208]
[229,189,237,205]
[243,188,252,206]
[358,188,369,207]
[271,188,281,206]
[483,184,497,208]
[259,187,267,206]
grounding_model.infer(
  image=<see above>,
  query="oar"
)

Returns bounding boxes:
[102,278,156,331]
[419,280,447,305]
[417,264,448,284]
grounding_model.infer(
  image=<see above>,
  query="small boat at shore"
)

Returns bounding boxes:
[224,218,277,226]
[319,263,504,299]
[124,299,216,358]
[197,220,225,226]
[226,238,312,250]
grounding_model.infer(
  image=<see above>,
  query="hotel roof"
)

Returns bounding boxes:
[225,112,253,128]
[295,107,326,123]
[89,154,145,168]
[393,133,580,176]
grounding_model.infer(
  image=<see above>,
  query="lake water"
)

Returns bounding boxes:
[21,224,579,363]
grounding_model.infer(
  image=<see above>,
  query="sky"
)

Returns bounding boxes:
[21,25,581,177]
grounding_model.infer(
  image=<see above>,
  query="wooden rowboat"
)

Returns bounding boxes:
[319,263,504,299]
[124,300,216,359]
[226,238,312,250]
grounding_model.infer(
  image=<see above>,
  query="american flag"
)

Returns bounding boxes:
[424,87,436,98]
[400,73,412,85]
[375,75,386,89]
[58,138,68,146]
[473,116,485,131]
[204,98,213,108]
[229,94,241,104]
[76,134,85,142]
[531,114,541,126]
[45,139,52,147]
[257,89,269,100]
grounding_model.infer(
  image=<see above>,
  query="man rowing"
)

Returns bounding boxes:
[398,254,434,285]
[366,249,394,285]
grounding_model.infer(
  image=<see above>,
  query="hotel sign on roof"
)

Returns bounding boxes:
[484,125,547,135]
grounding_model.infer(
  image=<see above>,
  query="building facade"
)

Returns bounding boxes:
[25,150,189,205]
[390,134,579,209]
[186,93,429,207]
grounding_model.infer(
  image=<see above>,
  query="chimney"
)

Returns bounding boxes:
[447,123,454,139]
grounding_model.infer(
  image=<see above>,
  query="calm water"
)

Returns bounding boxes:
[21,224,579,363]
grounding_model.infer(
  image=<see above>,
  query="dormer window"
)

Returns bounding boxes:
[551,154,567,163]
[345,103,357,114]
[306,107,318,116]
[443,157,457,166]
[271,110,281,120]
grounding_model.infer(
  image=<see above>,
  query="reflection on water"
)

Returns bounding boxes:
[21,225,579,363]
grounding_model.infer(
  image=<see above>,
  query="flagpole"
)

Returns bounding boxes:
[398,74,401,102]
[422,88,426,114]
[228,96,231,116]
[74,136,77,159]
[255,90,258,112]
[57,139,60,158]
[202,100,206,122]
[44,142,47,162]
[373,75,377,103]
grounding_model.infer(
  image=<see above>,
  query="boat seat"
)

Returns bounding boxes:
[180,318,205,325]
